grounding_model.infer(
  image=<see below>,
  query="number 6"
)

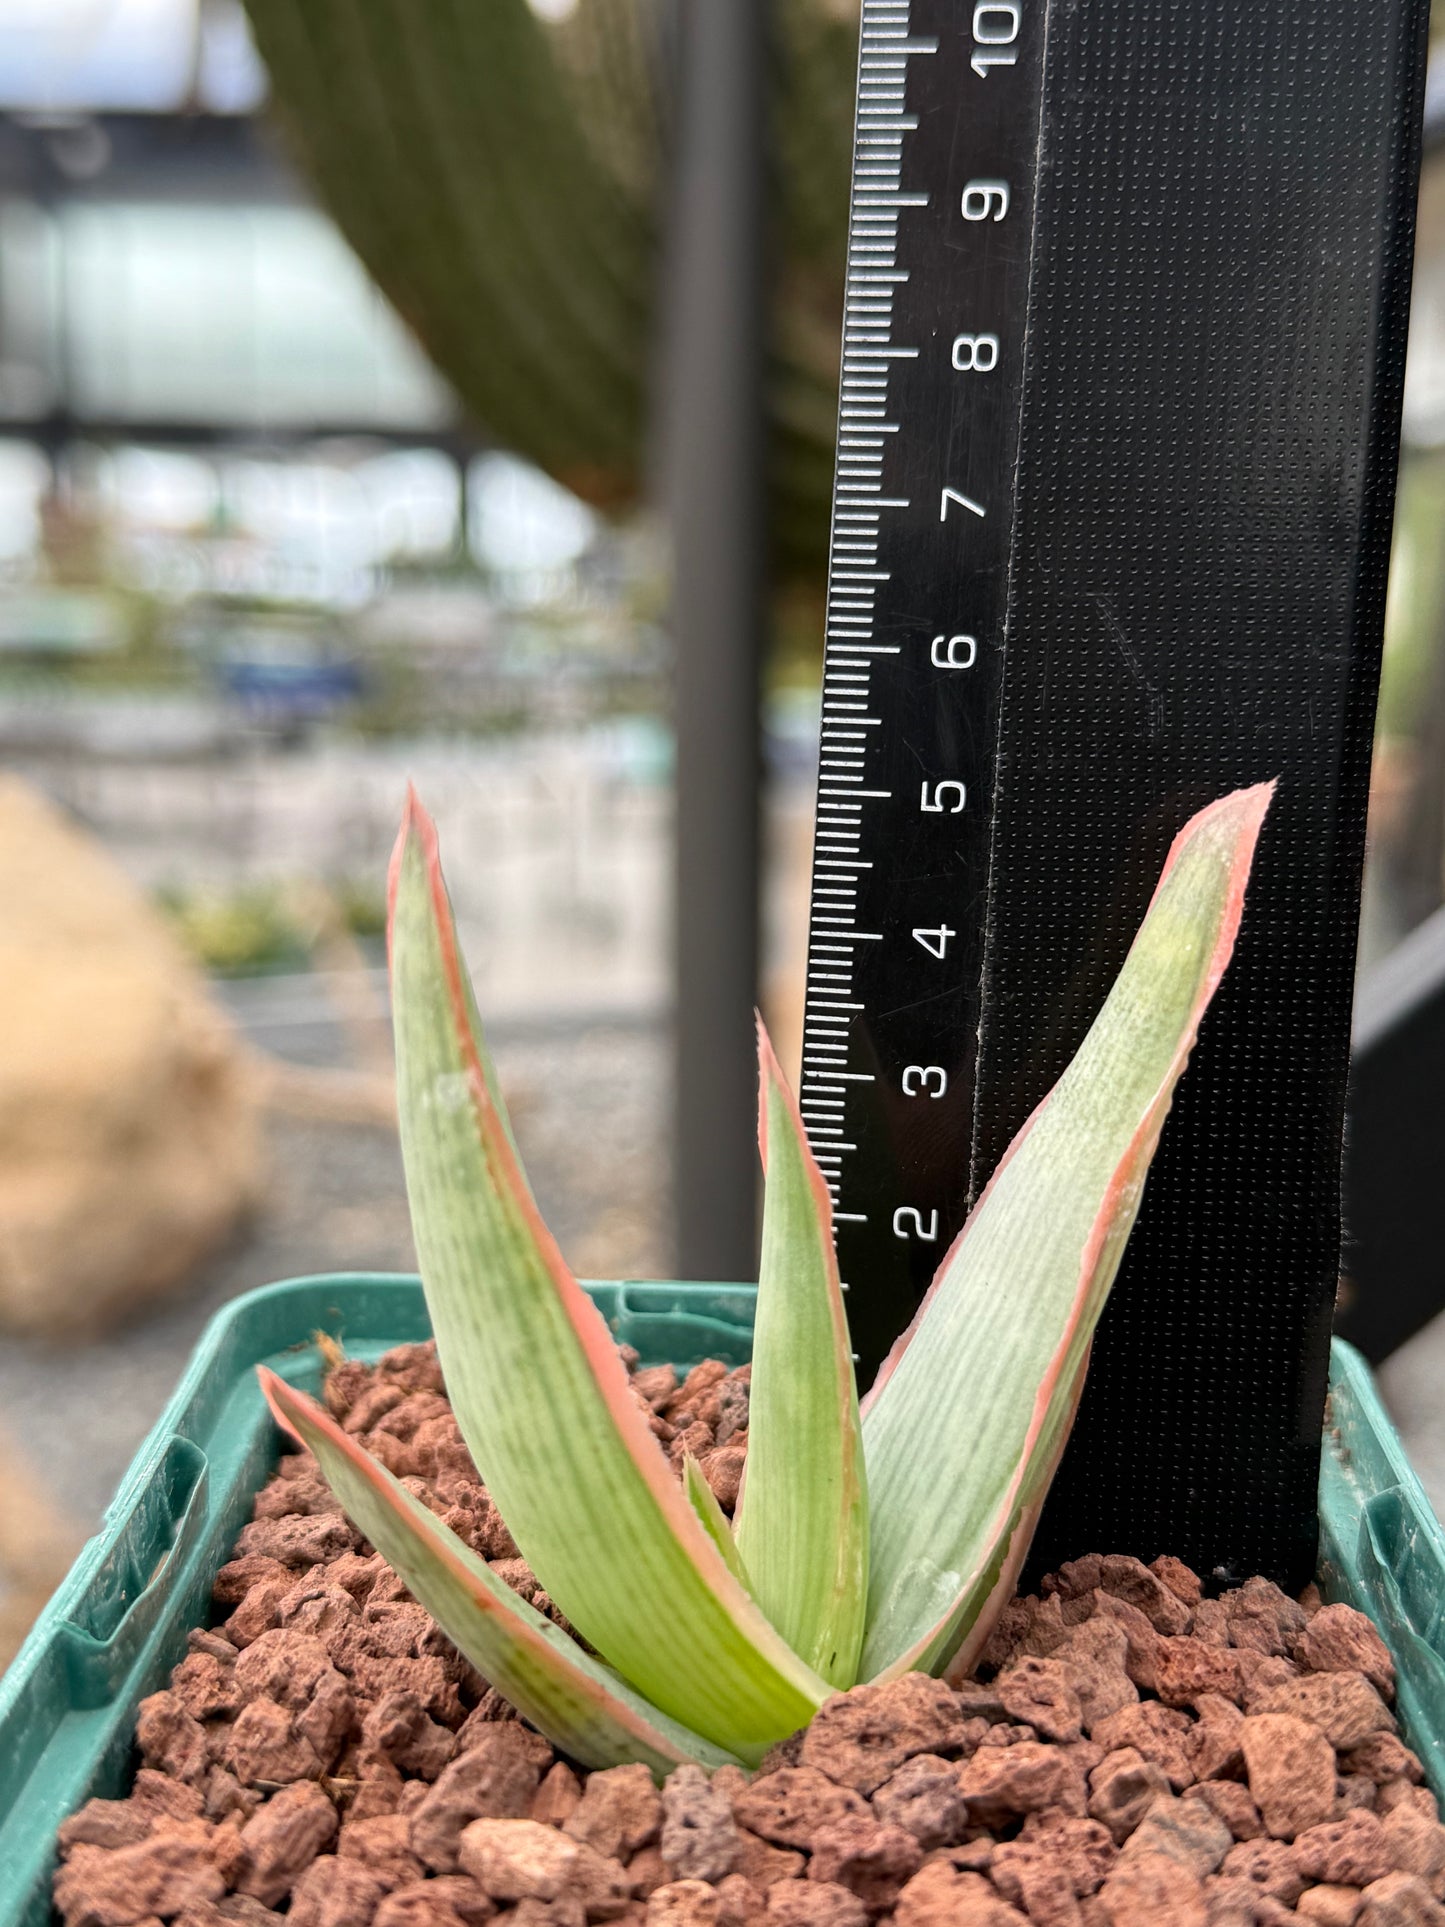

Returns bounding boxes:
[932,633,979,668]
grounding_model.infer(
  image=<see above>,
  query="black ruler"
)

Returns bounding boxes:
[800,0,1043,1318]
[801,0,1429,1584]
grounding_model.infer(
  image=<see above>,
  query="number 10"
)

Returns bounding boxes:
[971,1,1019,75]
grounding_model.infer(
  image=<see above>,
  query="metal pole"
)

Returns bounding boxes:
[660,0,768,1281]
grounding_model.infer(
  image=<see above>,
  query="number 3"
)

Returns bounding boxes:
[902,1065,948,1098]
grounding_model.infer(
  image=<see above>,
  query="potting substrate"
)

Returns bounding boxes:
[32,1288,1445,1927]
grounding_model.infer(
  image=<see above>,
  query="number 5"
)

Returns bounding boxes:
[920,781,966,814]
[893,1207,940,1242]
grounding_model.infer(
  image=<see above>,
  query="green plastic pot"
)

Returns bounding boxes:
[1,1273,1441,1927]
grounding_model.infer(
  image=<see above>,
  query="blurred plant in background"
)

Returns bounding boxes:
[242,0,857,582]
[1365,97,1445,959]
[156,873,385,975]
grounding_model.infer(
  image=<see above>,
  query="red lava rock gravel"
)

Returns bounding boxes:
[52,1342,1445,1927]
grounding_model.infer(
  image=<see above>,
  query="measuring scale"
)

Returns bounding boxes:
[800,0,1430,1582]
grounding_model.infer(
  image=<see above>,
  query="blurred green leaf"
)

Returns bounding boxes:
[683,1452,753,1591]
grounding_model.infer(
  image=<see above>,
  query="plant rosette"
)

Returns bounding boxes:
[48,782,1445,1924]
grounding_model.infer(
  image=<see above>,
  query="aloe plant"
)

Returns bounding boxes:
[261,779,1273,1773]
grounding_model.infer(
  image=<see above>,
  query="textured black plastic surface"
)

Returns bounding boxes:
[803,0,1430,1587]
[995,0,1428,1590]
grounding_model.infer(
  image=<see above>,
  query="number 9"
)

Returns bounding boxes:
[961,179,1010,222]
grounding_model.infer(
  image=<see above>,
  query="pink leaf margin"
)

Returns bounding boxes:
[257,1366,728,1769]
[385,790,823,1678]
[743,1017,868,1673]
[754,1013,856,1417]
[865,780,1275,1679]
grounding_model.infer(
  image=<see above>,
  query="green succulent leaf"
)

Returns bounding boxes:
[934,1340,1092,1686]
[387,792,828,1762]
[859,782,1274,1682]
[682,1453,753,1591]
[259,1369,738,1774]
[733,1021,868,1687]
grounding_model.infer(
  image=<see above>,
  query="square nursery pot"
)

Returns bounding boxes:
[2,1271,1443,1927]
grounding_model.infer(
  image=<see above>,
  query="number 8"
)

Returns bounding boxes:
[952,333,999,373]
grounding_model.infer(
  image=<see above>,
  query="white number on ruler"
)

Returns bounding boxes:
[902,1065,949,1098]
[952,333,999,372]
[971,1,1019,74]
[912,924,955,959]
[932,633,979,668]
[961,180,1010,222]
[920,781,966,814]
[940,488,986,521]
[893,1206,940,1242]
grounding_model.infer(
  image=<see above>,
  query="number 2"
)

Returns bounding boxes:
[893,1206,940,1242]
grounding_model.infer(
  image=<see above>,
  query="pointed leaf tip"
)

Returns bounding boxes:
[683,1453,753,1591]
[753,1014,836,1240]
[387,785,435,963]
[734,1018,867,1688]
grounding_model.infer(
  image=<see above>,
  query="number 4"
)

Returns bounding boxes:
[912,924,955,959]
